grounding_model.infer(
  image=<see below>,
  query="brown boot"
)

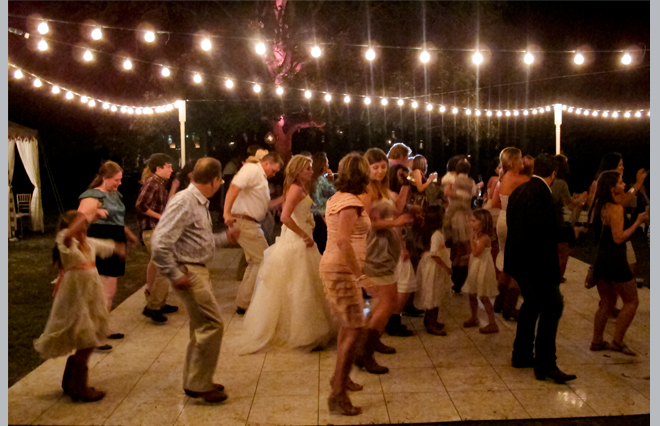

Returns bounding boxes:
[69,362,105,402]
[424,308,447,336]
[355,329,389,374]
[62,355,76,395]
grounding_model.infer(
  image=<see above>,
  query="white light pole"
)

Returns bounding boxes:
[177,100,186,166]
[554,103,562,155]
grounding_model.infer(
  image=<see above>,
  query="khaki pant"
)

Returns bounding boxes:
[171,264,224,392]
[234,218,268,310]
[143,230,170,310]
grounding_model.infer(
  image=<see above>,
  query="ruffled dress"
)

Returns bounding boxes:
[414,231,453,309]
[463,246,499,298]
[34,231,115,359]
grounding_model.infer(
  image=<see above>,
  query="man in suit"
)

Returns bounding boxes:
[504,153,576,383]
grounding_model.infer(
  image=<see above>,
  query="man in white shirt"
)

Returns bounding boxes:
[223,152,284,313]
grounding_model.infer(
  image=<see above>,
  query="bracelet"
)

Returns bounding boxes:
[354,274,367,283]
[629,187,637,194]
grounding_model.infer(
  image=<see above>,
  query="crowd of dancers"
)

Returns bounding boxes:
[33,142,649,414]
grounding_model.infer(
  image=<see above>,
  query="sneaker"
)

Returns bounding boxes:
[143,307,168,323]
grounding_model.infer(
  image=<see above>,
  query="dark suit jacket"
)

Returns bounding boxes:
[503,177,560,286]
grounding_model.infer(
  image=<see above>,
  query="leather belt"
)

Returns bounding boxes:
[180,262,206,267]
[233,214,259,223]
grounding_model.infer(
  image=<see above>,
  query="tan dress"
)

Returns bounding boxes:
[319,192,371,328]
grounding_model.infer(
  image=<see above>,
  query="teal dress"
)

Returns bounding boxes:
[79,189,126,277]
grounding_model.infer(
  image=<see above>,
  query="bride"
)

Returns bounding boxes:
[237,155,336,354]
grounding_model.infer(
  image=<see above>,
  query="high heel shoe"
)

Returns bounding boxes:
[328,393,362,416]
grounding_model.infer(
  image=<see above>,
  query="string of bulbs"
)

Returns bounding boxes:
[9,63,650,120]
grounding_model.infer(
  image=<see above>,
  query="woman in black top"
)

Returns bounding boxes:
[589,171,648,356]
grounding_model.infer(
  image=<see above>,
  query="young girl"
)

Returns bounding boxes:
[414,205,453,335]
[34,210,124,402]
[463,209,499,334]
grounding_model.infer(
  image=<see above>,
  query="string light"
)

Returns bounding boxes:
[91,27,102,40]
[584,110,590,115]
[568,107,574,112]
[255,42,266,55]
[161,67,170,77]
[38,39,48,51]
[123,59,133,70]
[304,90,312,99]
[513,110,519,116]
[253,83,261,93]
[426,103,433,111]
[83,50,93,61]
[66,91,73,99]
[624,111,631,118]
[80,95,88,103]
[523,110,529,116]
[311,46,322,58]
[475,109,481,116]
[366,48,376,61]
[397,99,404,106]
[574,53,585,65]
[37,21,49,34]
[472,51,483,65]
[13,69,23,79]
[225,79,234,89]
[193,73,202,83]
[545,106,551,111]
[412,101,419,109]
[486,110,493,116]
[51,85,59,94]
[602,111,609,117]
[325,93,332,102]
[506,110,511,116]
[465,108,472,115]
[120,106,127,113]
[103,102,109,109]
[439,105,446,113]
[110,105,117,112]
[592,111,599,117]
[621,53,632,65]
[88,99,96,107]
[524,52,534,65]
[533,109,538,114]
[612,112,619,118]
[562,105,568,110]
[344,95,351,103]
[33,78,42,88]
[452,107,459,114]
[144,31,155,43]
[380,98,387,106]
[127,107,134,114]
[497,111,503,117]
[276,86,283,95]
[419,50,430,63]
[635,111,642,117]
[201,38,212,51]
[364,97,371,105]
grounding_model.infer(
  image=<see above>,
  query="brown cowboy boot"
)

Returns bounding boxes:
[424,308,447,336]
[355,329,389,374]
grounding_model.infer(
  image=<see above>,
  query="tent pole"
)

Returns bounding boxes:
[553,103,563,155]
[178,100,186,166]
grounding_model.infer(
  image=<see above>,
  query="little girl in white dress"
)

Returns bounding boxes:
[414,206,453,336]
[34,210,123,402]
[462,209,499,334]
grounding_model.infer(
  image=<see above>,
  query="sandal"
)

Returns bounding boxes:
[463,318,479,328]
[610,341,637,356]
[589,341,612,352]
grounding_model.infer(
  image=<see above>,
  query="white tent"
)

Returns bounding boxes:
[8,121,44,238]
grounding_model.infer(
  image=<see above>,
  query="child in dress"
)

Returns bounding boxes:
[463,209,499,334]
[414,206,453,336]
[34,210,124,402]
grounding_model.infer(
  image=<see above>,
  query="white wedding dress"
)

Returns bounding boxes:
[236,195,336,354]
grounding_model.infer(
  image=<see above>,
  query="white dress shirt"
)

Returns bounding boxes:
[230,162,270,221]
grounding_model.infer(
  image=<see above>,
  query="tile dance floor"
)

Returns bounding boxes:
[9,249,650,425]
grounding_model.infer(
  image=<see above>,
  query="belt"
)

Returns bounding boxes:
[180,262,206,267]
[233,214,259,223]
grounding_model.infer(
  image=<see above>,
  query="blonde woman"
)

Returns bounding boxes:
[492,148,529,321]
[236,155,335,354]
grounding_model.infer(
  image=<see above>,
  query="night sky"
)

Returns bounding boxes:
[8,1,650,219]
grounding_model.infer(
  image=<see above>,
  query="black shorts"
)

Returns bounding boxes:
[87,224,126,277]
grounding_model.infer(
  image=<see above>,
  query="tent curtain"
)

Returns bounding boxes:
[8,139,17,238]
[15,137,44,232]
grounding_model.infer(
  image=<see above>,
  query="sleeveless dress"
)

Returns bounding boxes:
[236,195,336,354]
[593,224,633,284]
[34,231,115,359]
[414,231,453,310]
[364,198,401,286]
[463,246,499,298]
[496,195,510,255]
[320,192,371,328]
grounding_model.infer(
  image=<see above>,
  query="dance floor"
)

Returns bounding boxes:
[9,249,650,425]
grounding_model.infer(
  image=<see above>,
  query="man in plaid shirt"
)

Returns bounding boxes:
[137,153,175,322]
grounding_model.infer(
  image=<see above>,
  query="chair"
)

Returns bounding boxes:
[15,193,31,238]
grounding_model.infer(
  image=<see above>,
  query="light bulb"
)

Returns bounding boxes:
[38,22,49,34]
[161,67,170,77]
[546,106,551,111]
[621,53,632,65]
[612,112,619,118]
[325,93,333,102]
[344,95,351,103]
[364,97,371,105]
[127,107,134,114]
[568,107,574,112]
[472,51,483,65]
[506,111,511,117]
[103,102,110,109]
[602,111,609,117]
[440,105,446,113]
[38,39,48,51]
[562,105,567,110]
[145,108,153,114]
[225,79,234,89]
[397,99,404,106]
[253,84,261,93]
[513,110,519,116]
[33,78,42,88]
[166,104,173,110]
[412,101,419,109]
[14,69,23,79]
[635,111,642,118]
[88,100,96,107]
[52,86,60,94]
[475,109,481,116]
[91,28,102,40]
[123,59,133,70]
[276,86,284,95]
[311,46,322,58]
[419,50,430,63]
[83,50,93,61]
[497,111,503,117]
[255,42,266,55]
[120,106,127,113]
[523,110,529,116]
[592,111,599,117]
[304,90,312,99]
[136,108,143,115]
[201,38,212,51]
[381,98,388,106]
[144,31,155,42]
[193,73,202,83]
[524,52,534,65]
[574,53,585,65]
[452,108,459,114]
[426,104,433,111]
[532,109,538,114]
[486,110,493,117]
[576,109,582,114]
[66,91,73,100]
[584,110,590,116]
[624,111,631,118]
[110,105,117,112]
[465,109,472,115]
[365,48,376,61]
[80,95,88,103]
